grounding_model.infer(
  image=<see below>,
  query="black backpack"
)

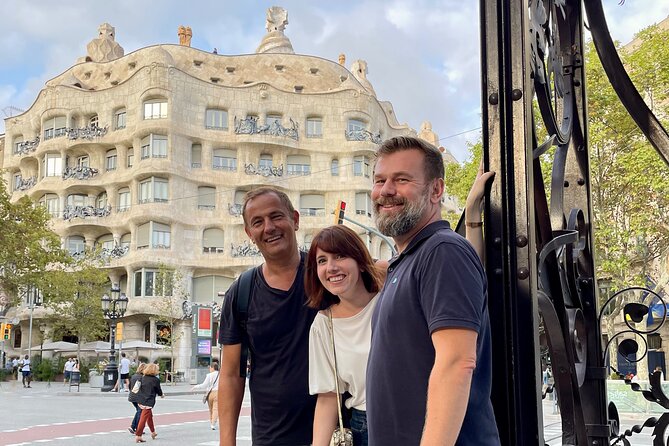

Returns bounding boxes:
[234,268,256,378]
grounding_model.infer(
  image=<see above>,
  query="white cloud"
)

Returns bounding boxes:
[0,0,666,160]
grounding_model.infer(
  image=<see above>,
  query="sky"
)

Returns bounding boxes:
[1,0,668,162]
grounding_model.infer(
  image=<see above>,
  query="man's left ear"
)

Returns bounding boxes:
[432,178,445,204]
[293,210,300,231]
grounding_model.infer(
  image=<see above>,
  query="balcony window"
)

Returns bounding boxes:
[191,144,202,168]
[133,268,159,297]
[299,194,325,216]
[118,187,131,211]
[137,221,171,250]
[89,115,99,128]
[74,155,90,168]
[266,114,282,126]
[353,155,370,177]
[205,109,228,130]
[40,194,59,217]
[96,192,108,209]
[347,119,366,133]
[43,153,63,177]
[139,177,168,203]
[120,233,131,248]
[287,155,311,176]
[192,275,234,303]
[67,236,86,256]
[143,98,167,120]
[356,192,372,217]
[96,234,115,251]
[331,159,339,176]
[198,186,216,210]
[43,116,67,140]
[13,137,23,154]
[259,154,273,169]
[12,173,21,192]
[127,148,134,168]
[114,108,126,130]
[67,194,88,207]
[140,134,168,159]
[203,228,225,253]
[306,117,322,138]
[213,148,237,171]
[106,149,117,171]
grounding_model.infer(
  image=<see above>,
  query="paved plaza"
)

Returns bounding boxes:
[0,378,660,445]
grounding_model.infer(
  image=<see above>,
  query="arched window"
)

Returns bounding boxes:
[143,98,167,120]
[203,228,225,253]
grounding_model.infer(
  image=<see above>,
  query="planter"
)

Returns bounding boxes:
[89,371,104,388]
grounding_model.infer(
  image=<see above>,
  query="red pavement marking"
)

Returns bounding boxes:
[0,407,251,445]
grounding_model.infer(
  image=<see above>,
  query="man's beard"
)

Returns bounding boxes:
[373,190,430,238]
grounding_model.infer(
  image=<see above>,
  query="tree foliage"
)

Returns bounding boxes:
[0,178,69,300]
[154,265,189,381]
[38,256,110,347]
[588,24,669,292]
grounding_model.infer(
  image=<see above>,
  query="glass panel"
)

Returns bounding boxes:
[205,109,228,129]
[331,159,339,176]
[348,119,366,132]
[306,118,322,137]
[198,187,216,208]
[191,144,202,167]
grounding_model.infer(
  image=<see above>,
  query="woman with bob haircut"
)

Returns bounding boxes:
[306,225,382,446]
[134,362,164,443]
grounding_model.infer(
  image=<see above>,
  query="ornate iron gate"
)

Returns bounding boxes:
[477,1,669,445]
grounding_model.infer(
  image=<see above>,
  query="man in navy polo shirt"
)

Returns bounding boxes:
[367,136,500,445]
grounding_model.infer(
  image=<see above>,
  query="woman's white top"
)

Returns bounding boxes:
[308,295,378,411]
[192,371,219,391]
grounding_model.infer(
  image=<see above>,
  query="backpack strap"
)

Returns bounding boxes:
[235,268,255,378]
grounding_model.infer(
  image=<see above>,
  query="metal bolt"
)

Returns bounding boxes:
[516,235,528,247]
[577,178,585,186]
[564,181,570,187]
[488,93,499,105]
[511,89,523,101]
[517,267,530,279]
[574,79,581,87]
[493,237,502,246]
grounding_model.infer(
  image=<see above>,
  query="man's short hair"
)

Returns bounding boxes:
[121,353,126,358]
[376,136,445,182]
[242,186,295,225]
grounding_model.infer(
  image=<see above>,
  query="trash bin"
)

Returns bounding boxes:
[69,371,81,392]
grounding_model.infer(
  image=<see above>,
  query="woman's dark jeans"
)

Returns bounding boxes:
[350,408,368,446]
[131,402,142,430]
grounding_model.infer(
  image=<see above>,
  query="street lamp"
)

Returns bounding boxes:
[100,285,128,392]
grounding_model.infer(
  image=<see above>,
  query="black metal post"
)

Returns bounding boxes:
[101,313,118,392]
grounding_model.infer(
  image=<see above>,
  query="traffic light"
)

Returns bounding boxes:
[3,323,12,340]
[116,322,124,342]
[334,200,346,225]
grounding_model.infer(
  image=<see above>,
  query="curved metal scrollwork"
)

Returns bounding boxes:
[480,0,669,444]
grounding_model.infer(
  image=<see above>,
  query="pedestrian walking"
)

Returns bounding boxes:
[127,363,147,435]
[134,363,164,443]
[63,358,74,384]
[119,353,131,391]
[191,362,220,430]
[21,355,32,388]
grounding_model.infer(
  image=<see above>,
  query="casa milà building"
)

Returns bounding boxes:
[1,7,452,372]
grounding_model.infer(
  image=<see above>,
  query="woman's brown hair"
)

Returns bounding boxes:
[143,363,160,376]
[305,225,382,309]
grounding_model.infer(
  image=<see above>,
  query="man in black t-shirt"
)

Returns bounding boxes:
[218,187,317,446]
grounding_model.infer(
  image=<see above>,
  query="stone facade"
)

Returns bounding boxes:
[1,9,452,372]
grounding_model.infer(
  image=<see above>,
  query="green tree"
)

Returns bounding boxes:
[154,265,189,383]
[38,256,110,357]
[443,141,483,227]
[0,178,69,301]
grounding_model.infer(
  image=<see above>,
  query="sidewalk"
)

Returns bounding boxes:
[0,378,203,397]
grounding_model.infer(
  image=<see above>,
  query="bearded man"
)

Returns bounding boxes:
[366,136,500,446]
